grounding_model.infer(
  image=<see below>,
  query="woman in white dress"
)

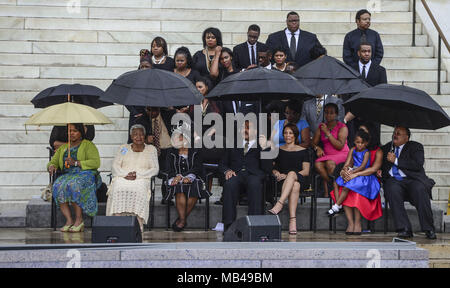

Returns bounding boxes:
[106,124,159,232]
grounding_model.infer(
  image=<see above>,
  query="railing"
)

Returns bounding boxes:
[412,0,450,95]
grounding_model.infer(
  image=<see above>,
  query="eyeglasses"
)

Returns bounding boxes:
[287,19,299,23]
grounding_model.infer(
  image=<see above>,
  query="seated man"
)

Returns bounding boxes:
[220,120,272,231]
[381,126,436,239]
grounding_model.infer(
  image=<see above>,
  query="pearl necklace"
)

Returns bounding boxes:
[152,55,166,65]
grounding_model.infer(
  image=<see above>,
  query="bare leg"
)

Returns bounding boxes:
[354,208,362,234]
[336,187,349,206]
[269,172,297,215]
[72,203,83,226]
[288,182,301,234]
[344,206,354,233]
[59,203,74,227]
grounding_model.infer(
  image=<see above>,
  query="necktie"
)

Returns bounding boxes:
[316,98,322,117]
[392,146,403,181]
[244,141,249,155]
[153,118,161,156]
[251,45,256,65]
[290,32,297,61]
[360,30,367,43]
[362,65,366,79]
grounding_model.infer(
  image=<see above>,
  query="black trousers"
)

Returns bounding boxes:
[384,177,434,232]
[222,170,264,226]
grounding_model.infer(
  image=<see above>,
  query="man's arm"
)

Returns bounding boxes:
[397,142,425,172]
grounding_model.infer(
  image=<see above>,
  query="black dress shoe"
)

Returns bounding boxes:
[425,230,437,240]
[214,199,223,205]
[397,230,413,238]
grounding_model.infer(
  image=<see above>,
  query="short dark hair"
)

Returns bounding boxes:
[248,24,260,33]
[356,9,371,21]
[174,46,193,68]
[358,121,381,150]
[70,123,87,140]
[396,126,411,139]
[310,43,327,60]
[355,129,371,143]
[283,122,300,145]
[285,99,302,115]
[358,41,372,51]
[150,36,169,56]
[287,11,299,19]
[195,76,213,92]
[202,27,223,47]
[324,102,339,114]
[272,46,287,56]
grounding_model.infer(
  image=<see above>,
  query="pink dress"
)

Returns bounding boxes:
[315,121,349,165]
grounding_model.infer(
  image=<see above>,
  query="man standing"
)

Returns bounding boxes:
[233,24,268,71]
[381,127,436,239]
[266,11,321,68]
[344,42,387,146]
[343,9,384,68]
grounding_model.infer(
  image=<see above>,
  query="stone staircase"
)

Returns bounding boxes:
[0,0,448,227]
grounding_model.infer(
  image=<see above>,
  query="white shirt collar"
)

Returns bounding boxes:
[285,28,300,37]
[264,63,272,69]
[359,60,372,75]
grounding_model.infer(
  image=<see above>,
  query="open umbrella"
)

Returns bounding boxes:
[343,84,450,130]
[293,55,371,96]
[207,67,314,102]
[26,102,112,164]
[31,83,112,109]
[99,68,203,107]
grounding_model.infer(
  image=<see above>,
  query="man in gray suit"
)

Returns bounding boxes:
[301,94,345,138]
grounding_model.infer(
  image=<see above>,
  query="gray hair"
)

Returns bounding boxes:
[130,124,146,136]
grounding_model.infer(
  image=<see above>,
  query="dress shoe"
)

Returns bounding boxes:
[397,230,413,238]
[161,199,174,206]
[425,230,437,240]
[214,198,223,205]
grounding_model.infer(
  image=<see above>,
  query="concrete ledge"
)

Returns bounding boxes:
[0,241,429,268]
[25,198,444,232]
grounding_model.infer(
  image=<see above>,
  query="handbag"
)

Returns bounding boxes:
[41,184,52,202]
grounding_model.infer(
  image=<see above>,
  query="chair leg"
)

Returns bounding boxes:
[384,201,389,234]
[51,199,57,231]
[205,196,209,231]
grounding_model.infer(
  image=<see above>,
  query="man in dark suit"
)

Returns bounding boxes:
[233,24,268,71]
[343,9,384,68]
[266,11,322,68]
[344,42,387,146]
[220,121,271,231]
[381,127,436,239]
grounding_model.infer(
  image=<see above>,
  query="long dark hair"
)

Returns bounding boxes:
[359,121,380,150]
[283,122,300,145]
[202,27,223,47]
[69,123,86,140]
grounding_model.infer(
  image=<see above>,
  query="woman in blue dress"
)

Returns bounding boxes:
[327,129,380,217]
[47,123,101,232]
[271,99,310,148]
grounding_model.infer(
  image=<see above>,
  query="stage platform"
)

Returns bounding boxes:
[0,228,448,268]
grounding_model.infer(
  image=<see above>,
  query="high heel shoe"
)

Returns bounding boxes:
[289,217,297,235]
[268,200,284,215]
[69,222,84,233]
[60,224,73,232]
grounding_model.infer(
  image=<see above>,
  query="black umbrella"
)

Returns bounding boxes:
[207,67,314,102]
[343,84,450,130]
[31,83,112,109]
[100,68,203,107]
[293,55,371,96]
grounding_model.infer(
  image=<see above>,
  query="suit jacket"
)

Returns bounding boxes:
[133,108,175,138]
[266,29,321,68]
[166,148,203,179]
[381,141,435,198]
[353,62,387,87]
[220,145,272,177]
[301,96,345,136]
[232,41,268,71]
[343,28,384,68]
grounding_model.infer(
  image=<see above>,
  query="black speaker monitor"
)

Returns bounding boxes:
[223,215,281,242]
[92,216,142,243]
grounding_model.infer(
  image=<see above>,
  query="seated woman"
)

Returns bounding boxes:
[106,124,159,232]
[330,122,383,235]
[268,123,310,235]
[271,99,310,148]
[166,128,211,232]
[312,103,349,197]
[47,123,101,233]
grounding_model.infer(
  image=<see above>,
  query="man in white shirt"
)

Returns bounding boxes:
[232,24,268,71]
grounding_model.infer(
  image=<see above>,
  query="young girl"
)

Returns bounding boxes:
[327,129,380,218]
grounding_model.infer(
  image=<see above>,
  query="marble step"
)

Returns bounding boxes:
[0,200,28,214]
[0,211,26,227]
[14,0,411,12]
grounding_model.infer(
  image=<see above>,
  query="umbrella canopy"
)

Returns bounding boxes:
[343,84,450,130]
[31,83,112,109]
[207,67,315,101]
[100,68,203,107]
[25,102,112,127]
[293,55,371,95]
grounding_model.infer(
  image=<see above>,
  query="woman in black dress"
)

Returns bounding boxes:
[210,47,237,83]
[173,46,201,85]
[166,129,210,232]
[192,27,223,79]
[150,36,174,71]
[268,123,310,235]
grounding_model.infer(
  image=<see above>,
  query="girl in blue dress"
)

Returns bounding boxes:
[327,129,380,217]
